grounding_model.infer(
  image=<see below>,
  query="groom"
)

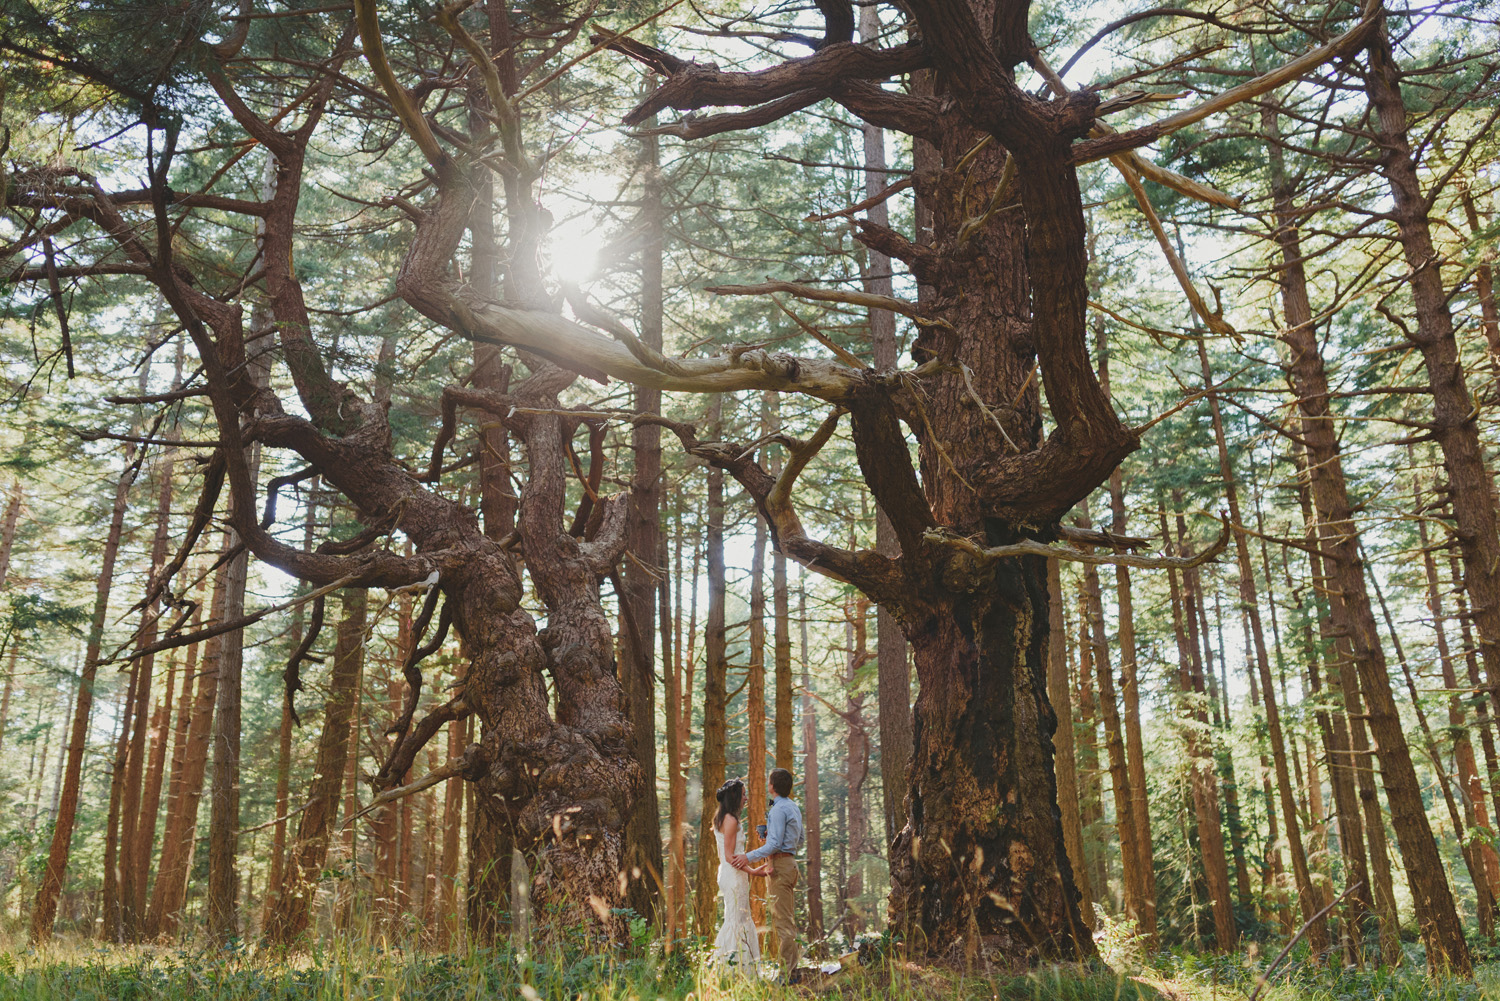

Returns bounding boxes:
[733,767,804,980]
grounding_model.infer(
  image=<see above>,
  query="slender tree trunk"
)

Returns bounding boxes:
[438,693,466,948]
[664,493,687,946]
[1077,508,1145,931]
[1090,224,1155,942]
[0,480,21,589]
[114,448,177,941]
[1110,486,1155,940]
[1047,557,1093,928]
[101,652,142,941]
[1160,501,1236,951]
[1419,479,1499,928]
[0,640,19,757]
[670,508,699,946]
[693,396,727,937]
[769,394,794,775]
[1458,182,1500,394]
[800,570,824,939]
[1198,574,1253,909]
[842,593,871,934]
[261,487,317,930]
[1358,19,1484,972]
[1197,342,1327,954]
[31,451,138,942]
[263,588,369,946]
[619,116,664,921]
[748,501,768,929]
[146,584,206,940]
[659,489,681,946]
[1454,549,1500,881]
[1291,452,1373,963]
[1073,594,1108,907]
[1368,541,1490,932]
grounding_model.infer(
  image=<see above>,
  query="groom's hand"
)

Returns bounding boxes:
[730,853,750,870]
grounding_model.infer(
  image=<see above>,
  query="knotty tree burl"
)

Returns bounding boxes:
[4,0,1365,962]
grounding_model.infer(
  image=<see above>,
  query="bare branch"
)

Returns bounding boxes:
[1072,9,1381,163]
[930,518,1230,569]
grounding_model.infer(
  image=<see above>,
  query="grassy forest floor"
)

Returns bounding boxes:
[4,934,1500,1001]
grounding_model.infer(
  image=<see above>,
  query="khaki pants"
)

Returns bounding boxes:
[767,855,801,973]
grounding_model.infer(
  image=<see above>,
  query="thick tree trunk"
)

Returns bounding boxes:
[31,452,137,942]
[263,588,368,946]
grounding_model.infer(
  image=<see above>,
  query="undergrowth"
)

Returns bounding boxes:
[4,931,1500,999]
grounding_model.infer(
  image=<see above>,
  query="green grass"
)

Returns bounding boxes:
[3,936,1500,1000]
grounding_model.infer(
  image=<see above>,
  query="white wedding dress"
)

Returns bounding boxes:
[712,823,760,970]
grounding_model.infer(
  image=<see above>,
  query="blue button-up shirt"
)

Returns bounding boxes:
[746,794,804,861]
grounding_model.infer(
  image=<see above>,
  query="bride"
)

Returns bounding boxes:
[712,778,771,970]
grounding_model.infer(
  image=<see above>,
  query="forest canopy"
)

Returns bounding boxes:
[1,0,1499,990]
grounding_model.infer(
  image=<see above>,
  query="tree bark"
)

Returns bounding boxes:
[262,588,368,946]
[1196,341,1327,955]
[146,582,208,940]
[1160,501,1237,951]
[619,115,665,922]
[862,3,912,856]
[1046,557,1093,927]
[1290,451,1374,963]
[261,486,316,931]
[101,645,142,941]
[665,493,687,946]
[1418,478,1499,927]
[118,449,177,941]
[1077,508,1146,931]
[0,479,21,589]
[1268,71,1469,965]
[692,396,728,937]
[748,500,769,929]
[800,570,824,939]
[842,592,872,934]
[31,450,137,942]
[769,395,795,775]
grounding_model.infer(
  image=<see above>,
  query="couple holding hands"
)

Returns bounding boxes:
[710,767,805,982]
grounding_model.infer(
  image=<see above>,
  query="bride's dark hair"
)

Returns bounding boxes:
[713,778,746,832]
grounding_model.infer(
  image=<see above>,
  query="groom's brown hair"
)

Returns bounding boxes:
[769,768,793,798]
